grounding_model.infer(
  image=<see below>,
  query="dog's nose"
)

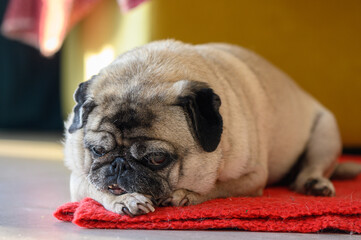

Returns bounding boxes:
[111,157,130,174]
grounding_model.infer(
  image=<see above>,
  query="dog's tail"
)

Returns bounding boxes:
[331,162,361,179]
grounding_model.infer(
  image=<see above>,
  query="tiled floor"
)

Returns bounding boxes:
[0,133,360,239]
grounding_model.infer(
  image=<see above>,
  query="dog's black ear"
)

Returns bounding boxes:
[177,82,223,152]
[68,79,96,133]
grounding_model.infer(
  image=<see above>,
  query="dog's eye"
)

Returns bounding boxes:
[91,146,106,157]
[145,153,167,166]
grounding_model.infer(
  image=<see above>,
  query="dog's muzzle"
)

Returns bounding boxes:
[107,157,129,195]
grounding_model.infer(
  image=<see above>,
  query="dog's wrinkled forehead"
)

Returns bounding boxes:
[87,75,181,133]
[108,101,155,131]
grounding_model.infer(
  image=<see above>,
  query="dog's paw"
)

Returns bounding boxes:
[304,177,335,197]
[103,192,155,217]
[158,189,204,207]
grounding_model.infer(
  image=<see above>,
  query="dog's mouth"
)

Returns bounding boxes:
[108,184,126,195]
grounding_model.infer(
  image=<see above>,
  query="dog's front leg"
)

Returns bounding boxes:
[70,172,155,216]
[159,167,268,207]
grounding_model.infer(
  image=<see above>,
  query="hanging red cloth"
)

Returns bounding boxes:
[1,0,148,56]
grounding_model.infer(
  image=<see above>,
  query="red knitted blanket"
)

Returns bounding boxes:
[54,156,361,233]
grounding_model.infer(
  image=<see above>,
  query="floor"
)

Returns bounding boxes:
[0,133,360,240]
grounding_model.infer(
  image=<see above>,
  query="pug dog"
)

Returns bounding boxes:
[64,40,361,217]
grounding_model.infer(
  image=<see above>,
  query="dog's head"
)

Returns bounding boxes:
[67,48,223,200]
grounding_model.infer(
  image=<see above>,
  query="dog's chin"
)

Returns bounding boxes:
[108,183,127,195]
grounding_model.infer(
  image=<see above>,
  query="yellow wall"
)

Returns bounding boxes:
[62,0,152,115]
[62,0,361,146]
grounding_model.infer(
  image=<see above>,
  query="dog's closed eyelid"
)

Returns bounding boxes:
[90,145,107,157]
[84,130,116,152]
[143,141,175,153]
[129,144,172,160]
[84,142,114,154]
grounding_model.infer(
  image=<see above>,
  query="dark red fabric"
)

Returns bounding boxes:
[54,155,361,233]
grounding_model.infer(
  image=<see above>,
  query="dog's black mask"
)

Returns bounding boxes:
[88,152,171,199]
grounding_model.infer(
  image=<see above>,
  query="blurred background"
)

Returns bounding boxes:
[0,0,360,161]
